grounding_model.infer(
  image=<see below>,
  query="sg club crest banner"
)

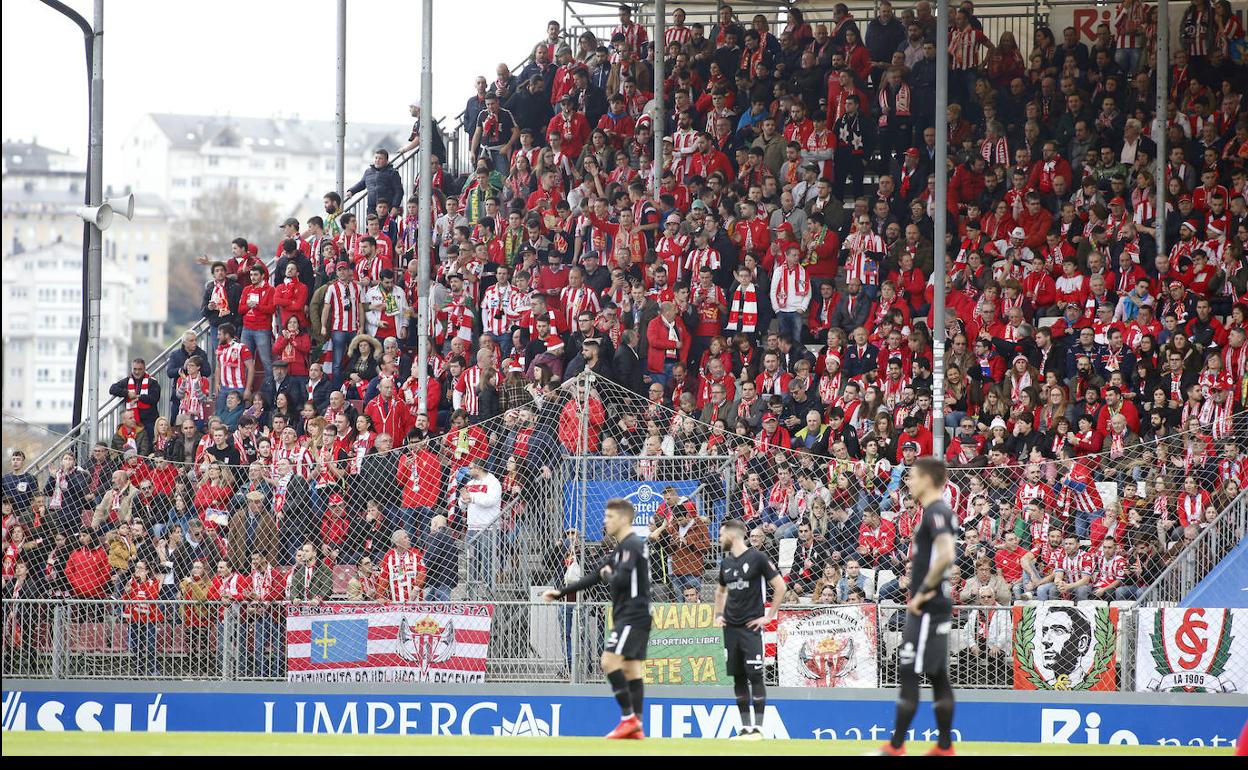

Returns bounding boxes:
[1134,607,1245,693]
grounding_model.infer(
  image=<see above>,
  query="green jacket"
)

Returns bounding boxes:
[287,562,334,602]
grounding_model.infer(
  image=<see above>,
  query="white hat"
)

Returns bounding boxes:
[1010,227,1027,240]
[990,417,1008,431]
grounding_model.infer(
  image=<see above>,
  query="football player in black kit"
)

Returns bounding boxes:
[542,498,651,739]
[714,519,787,740]
[878,457,958,756]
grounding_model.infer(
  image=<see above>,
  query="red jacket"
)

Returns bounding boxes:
[546,111,590,158]
[65,545,110,598]
[272,332,311,377]
[240,283,276,331]
[645,315,691,373]
[1026,155,1073,197]
[273,279,310,328]
[398,448,442,508]
[364,395,411,441]
[1016,206,1053,249]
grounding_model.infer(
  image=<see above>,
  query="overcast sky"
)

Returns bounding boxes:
[2,0,566,169]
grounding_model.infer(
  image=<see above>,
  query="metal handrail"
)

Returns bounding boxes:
[26,139,437,480]
[1133,487,1248,607]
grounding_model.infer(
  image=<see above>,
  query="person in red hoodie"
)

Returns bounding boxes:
[272,316,311,379]
[949,156,988,214]
[645,301,691,386]
[65,529,110,599]
[1023,253,1058,311]
[240,265,276,390]
[273,261,309,330]
[121,559,164,675]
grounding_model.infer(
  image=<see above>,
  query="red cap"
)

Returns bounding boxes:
[247,242,259,257]
[904,148,920,158]
[1179,193,1193,203]
[328,493,345,506]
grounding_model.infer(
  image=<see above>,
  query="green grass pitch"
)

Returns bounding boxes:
[1,732,1236,756]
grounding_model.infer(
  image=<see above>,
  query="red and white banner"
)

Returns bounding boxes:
[286,603,493,683]
[776,605,880,688]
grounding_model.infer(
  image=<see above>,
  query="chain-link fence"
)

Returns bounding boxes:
[5,368,1247,693]
[11,598,1247,694]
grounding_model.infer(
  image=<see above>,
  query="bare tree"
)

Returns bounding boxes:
[166,188,277,329]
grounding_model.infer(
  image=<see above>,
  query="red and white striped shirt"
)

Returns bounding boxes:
[950,25,991,69]
[324,279,362,333]
[1113,1,1146,49]
[454,366,484,415]
[1091,552,1126,590]
[612,21,648,53]
[843,232,885,286]
[560,285,601,329]
[274,444,315,479]
[480,282,515,336]
[379,547,425,603]
[665,25,693,48]
[684,247,721,277]
[215,341,252,390]
[1056,549,1092,581]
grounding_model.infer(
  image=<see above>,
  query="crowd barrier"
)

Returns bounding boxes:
[5,600,1246,695]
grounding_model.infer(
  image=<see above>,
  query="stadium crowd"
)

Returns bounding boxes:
[3,1,1248,677]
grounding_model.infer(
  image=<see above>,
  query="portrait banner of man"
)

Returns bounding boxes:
[1012,604,1118,691]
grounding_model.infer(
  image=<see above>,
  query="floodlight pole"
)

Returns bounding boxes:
[652,0,666,192]
[1154,0,1168,262]
[336,0,347,198]
[417,0,434,415]
[931,0,949,457]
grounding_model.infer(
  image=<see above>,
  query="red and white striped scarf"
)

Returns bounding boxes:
[728,283,759,332]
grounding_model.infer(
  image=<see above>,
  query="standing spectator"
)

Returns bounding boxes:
[201,261,242,362]
[320,262,364,389]
[179,560,213,673]
[286,542,333,603]
[120,559,163,676]
[44,451,90,535]
[346,148,404,214]
[64,529,109,600]
[212,323,255,415]
[423,515,460,603]
[3,450,38,514]
[239,265,276,389]
[378,528,425,602]
[670,503,710,594]
[459,460,502,595]
[109,358,162,437]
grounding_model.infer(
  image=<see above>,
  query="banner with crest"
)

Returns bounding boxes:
[1135,608,1245,693]
[776,605,879,688]
[286,603,493,683]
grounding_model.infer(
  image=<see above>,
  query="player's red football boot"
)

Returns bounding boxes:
[606,715,643,739]
[874,743,905,756]
[926,745,956,756]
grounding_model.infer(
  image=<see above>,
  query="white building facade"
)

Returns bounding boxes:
[119,113,410,217]
[2,241,133,431]
[2,140,173,340]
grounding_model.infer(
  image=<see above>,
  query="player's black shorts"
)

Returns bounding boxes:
[723,623,765,678]
[899,610,951,677]
[606,616,651,660]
